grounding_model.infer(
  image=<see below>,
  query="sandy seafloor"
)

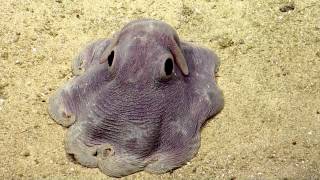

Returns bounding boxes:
[0,0,319,179]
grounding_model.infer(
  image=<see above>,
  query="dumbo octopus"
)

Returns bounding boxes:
[48,19,224,177]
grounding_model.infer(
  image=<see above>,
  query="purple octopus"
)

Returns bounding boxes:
[48,19,224,177]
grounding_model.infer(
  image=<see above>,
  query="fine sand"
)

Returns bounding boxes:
[0,0,319,179]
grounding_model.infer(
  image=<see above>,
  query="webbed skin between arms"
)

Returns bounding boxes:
[48,19,224,177]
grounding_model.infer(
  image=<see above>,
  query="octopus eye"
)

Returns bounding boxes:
[108,51,114,67]
[159,57,174,81]
[164,58,173,76]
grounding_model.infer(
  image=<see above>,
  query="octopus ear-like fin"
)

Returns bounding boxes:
[100,32,119,64]
[169,36,189,75]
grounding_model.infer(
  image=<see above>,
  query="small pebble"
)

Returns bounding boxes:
[238,39,245,44]
[15,60,22,65]
[279,3,295,12]
[0,98,5,105]
[1,52,9,59]
[218,37,234,49]
[31,36,37,41]
[58,72,67,79]
[0,98,4,110]
[21,150,30,157]
[192,167,197,173]
[34,159,40,164]
[292,141,297,145]
[0,82,9,89]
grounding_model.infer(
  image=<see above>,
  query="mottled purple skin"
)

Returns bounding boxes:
[48,19,224,177]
